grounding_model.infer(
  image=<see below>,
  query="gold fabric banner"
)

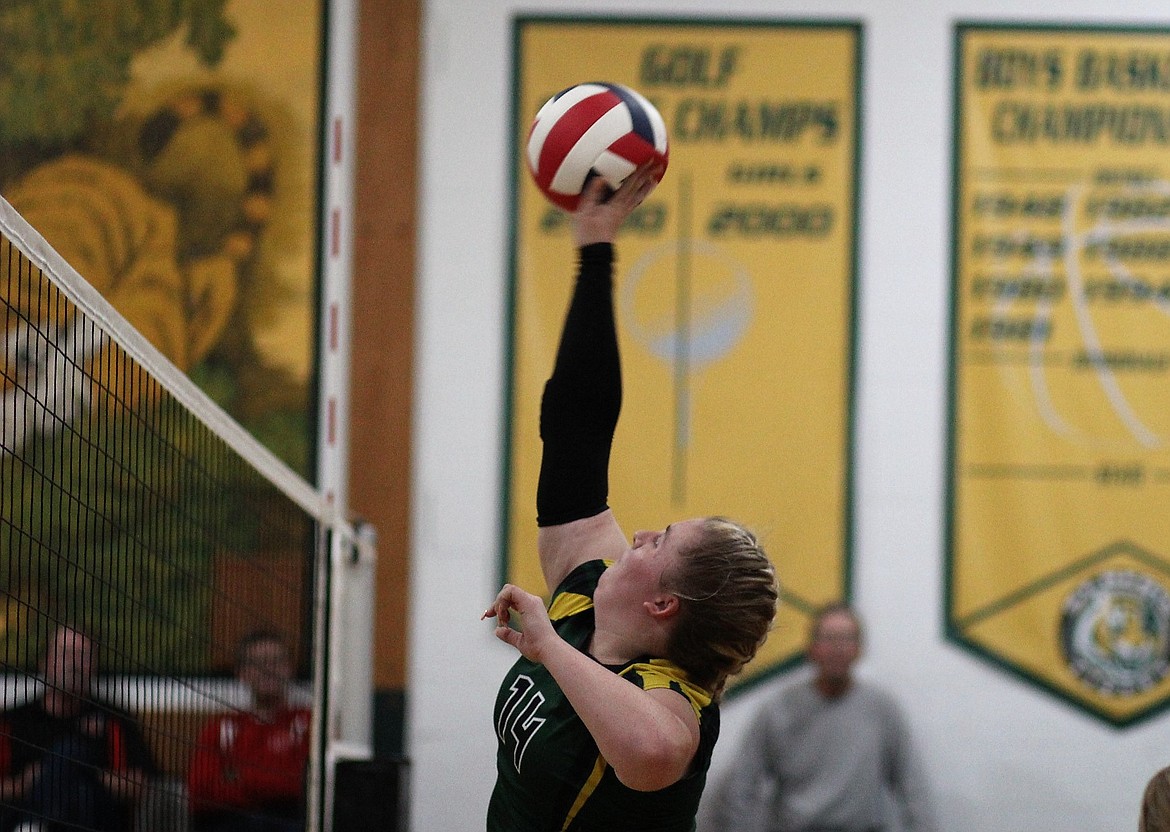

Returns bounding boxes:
[505,18,861,688]
[950,24,1170,725]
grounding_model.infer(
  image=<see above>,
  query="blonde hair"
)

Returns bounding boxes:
[662,517,779,699]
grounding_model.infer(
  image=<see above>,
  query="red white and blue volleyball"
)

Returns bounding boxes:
[526,82,669,212]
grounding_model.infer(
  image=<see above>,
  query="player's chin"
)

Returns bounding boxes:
[593,574,612,602]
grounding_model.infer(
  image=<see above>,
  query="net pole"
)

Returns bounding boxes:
[313,0,370,827]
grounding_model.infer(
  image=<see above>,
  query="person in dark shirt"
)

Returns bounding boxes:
[0,624,156,832]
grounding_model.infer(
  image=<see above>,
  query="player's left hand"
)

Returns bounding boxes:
[482,584,558,663]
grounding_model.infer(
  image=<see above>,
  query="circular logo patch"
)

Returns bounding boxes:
[1061,570,1170,696]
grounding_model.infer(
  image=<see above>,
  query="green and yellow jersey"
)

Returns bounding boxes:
[487,560,719,832]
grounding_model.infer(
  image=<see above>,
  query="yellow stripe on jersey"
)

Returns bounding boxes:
[548,591,593,621]
[623,659,713,719]
[559,754,607,832]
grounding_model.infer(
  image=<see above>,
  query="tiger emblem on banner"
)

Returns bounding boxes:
[1061,570,1170,697]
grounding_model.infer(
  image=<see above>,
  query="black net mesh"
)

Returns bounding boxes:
[1,208,320,831]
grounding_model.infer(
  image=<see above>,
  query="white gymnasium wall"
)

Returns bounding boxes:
[408,2,1169,830]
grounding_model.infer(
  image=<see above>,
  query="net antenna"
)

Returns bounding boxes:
[0,192,369,832]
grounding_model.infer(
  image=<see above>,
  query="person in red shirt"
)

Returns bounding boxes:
[188,631,310,832]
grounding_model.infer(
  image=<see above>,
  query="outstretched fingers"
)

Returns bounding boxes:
[572,159,663,246]
[621,158,664,205]
[482,584,558,660]
[603,160,661,211]
[482,584,518,626]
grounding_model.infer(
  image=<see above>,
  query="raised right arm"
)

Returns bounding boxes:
[536,239,627,588]
[535,165,662,590]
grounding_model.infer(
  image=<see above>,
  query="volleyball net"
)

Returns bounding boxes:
[0,193,364,831]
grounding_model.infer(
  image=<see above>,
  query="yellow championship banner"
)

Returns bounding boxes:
[950,24,1170,725]
[504,18,861,689]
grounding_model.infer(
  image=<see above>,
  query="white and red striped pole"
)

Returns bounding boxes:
[310,2,376,831]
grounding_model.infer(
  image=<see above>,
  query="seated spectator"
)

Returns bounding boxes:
[188,631,310,832]
[709,602,938,832]
[0,624,156,832]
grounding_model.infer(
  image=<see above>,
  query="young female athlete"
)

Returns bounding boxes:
[484,161,779,832]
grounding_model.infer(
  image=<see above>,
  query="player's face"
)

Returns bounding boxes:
[597,517,705,611]
[808,611,862,682]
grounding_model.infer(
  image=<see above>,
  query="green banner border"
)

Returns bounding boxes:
[945,20,1170,728]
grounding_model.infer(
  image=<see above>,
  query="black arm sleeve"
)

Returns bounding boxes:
[535,242,621,527]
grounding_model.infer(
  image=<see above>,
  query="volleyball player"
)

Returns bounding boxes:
[484,161,779,831]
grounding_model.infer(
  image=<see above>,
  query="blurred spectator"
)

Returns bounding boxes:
[709,602,937,832]
[0,624,156,832]
[188,631,310,832]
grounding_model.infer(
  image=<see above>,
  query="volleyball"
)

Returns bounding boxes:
[526,82,669,212]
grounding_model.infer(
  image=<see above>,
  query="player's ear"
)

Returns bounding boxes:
[644,594,680,620]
